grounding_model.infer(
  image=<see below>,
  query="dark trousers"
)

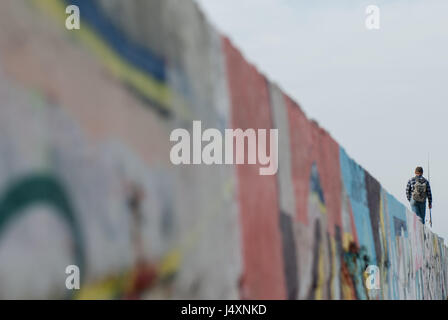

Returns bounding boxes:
[410,199,426,224]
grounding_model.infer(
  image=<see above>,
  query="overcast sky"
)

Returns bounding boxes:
[195,0,448,242]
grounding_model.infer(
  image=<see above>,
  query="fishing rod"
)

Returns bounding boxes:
[428,152,432,228]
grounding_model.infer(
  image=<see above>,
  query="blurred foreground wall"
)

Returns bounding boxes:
[0,0,446,299]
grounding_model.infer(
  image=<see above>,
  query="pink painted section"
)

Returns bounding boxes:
[222,37,286,299]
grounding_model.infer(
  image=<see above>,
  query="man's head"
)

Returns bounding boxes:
[415,166,423,176]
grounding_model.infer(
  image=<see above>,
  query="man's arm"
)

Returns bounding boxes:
[406,179,412,201]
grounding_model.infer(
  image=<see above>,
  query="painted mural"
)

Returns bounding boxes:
[0,0,446,299]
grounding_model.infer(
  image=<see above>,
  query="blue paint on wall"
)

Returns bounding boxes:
[65,0,166,82]
[387,193,408,239]
[339,147,377,266]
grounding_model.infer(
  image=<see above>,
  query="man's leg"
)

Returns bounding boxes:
[410,199,419,216]
[417,201,426,224]
[411,199,425,224]
[420,201,426,224]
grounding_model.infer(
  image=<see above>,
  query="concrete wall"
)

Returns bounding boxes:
[0,0,446,299]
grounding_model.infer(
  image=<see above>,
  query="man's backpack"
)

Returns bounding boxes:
[412,178,427,202]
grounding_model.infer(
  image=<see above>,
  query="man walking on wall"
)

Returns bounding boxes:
[406,166,432,224]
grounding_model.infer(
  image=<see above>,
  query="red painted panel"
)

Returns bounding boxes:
[222,37,286,299]
[284,95,342,236]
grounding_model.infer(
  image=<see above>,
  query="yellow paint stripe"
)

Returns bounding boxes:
[315,241,325,299]
[330,236,337,299]
[342,232,353,251]
[74,272,133,300]
[32,0,191,120]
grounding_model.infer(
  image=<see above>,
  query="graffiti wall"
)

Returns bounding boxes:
[0,0,446,299]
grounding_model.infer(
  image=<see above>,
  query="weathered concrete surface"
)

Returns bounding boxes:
[0,0,446,299]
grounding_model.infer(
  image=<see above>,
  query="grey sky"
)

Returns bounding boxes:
[195,0,448,242]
